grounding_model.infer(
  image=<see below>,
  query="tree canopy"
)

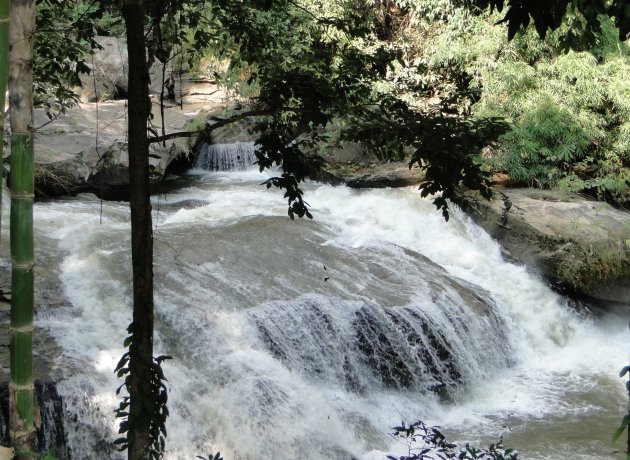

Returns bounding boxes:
[472,0,629,41]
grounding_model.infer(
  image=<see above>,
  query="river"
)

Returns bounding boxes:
[28,152,628,459]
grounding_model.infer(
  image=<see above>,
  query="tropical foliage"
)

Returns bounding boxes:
[368,2,630,206]
[387,420,519,460]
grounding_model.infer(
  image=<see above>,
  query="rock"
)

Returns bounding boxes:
[78,36,228,105]
[453,188,630,305]
[343,163,424,188]
[0,382,69,458]
[78,36,180,103]
[309,141,425,188]
[207,113,261,144]
[25,34,233,199]
[32,100,212,199]
[78,36,129,102]
[308,161,425,188]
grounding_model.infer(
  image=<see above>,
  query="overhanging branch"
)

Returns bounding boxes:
[147,107,301,145]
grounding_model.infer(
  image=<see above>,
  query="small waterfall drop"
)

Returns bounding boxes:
[31,167,628,460]
[195,142,257,171]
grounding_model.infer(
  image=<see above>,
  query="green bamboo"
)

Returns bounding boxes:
[8,0,36,456]
[0,0,9,241]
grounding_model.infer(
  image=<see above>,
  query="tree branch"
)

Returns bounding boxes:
[147,107,291,144]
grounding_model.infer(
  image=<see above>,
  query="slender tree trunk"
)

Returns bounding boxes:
[0,0,9,238]
[122,1,155,458]
[8,0,36,456]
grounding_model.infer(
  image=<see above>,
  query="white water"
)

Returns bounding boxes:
[195,142,258,171]
[31,166,628,459]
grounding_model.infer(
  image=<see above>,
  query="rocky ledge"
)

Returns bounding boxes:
[453,188,630,305]
[31,98,213,200]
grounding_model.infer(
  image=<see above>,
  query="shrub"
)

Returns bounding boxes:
[496,101,598,188]
[387,420,518,460]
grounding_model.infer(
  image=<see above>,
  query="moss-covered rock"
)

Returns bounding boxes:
[453,188,630,305]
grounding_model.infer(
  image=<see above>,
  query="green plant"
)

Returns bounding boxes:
[407,3,630,206]
[114,334,172,459]
[197,453,224,460]
[9,0,37,452]
[0,0,9,245]
[496,101,597,188]
[387,420,518,460]
[33,0,102,109]
[615,365,630,459]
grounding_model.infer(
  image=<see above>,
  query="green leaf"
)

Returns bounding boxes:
[613,415,630,442]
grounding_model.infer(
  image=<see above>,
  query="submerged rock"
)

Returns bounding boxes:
[453,188,630,305]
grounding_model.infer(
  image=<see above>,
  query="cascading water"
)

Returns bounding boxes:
[195,142,258,171]
[29,159,628,459]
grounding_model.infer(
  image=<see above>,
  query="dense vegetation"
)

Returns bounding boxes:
[426,5,630,205]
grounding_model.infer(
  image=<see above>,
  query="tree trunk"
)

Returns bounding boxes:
[121,1,155,458]
[0,0,9,239]
[8,0,36,457]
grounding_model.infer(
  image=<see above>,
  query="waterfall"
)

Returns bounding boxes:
[195,142,258,171]
[32,167,627,460]
[250,289,511,397]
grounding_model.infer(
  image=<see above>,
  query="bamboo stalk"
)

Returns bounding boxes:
[0,0,9,240]
[8,0,36,456]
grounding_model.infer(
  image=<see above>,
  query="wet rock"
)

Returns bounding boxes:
[342,163,424,188]
[453,188,630,305]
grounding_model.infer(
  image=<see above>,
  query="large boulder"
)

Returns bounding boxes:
[453,188,630,305]
[78,36,225,105]
[78,36,129,102]
[307,141,425,188]
[33,100,209,199]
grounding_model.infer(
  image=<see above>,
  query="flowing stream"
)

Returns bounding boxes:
[27,145,629,459]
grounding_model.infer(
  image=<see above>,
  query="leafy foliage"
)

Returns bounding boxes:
[114,326,172,460]
[387,420,518,460]
[615,365,630,456]
[34,0,104,109]
[196,453,224,460]
[470,0,630,42]
[414,3,630,205]
[495,102,596,187]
